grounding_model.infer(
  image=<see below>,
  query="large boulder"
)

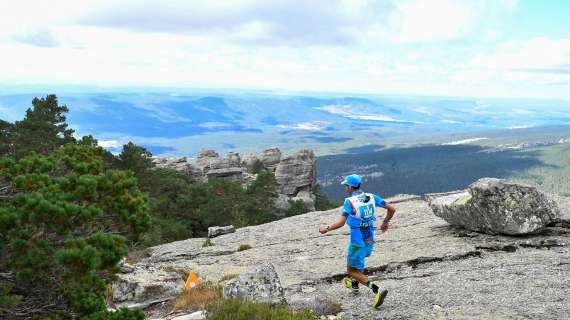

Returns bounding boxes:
[195,149,220,173]
[112,266,185,309]
[291,189,316,212]
[194,151,243,182]
[428,178,561,235]
[208,225,236,238]
[275,150,316,196]
[223,263,286,304]
[242,154,261,173]
[206,167,244,182]
[152,157,204,181]
[260,148,282,171]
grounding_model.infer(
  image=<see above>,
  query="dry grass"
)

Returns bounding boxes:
[219,273,239,282]
[174,283,222,311]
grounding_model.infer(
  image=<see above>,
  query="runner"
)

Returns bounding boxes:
[319,174,396,308]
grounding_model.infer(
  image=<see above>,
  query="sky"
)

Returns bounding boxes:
[0,0,569,99]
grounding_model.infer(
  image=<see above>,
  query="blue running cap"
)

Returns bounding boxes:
[341,174,362,187]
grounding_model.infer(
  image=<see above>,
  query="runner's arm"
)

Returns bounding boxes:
[319,215,347,234]
[380,203,396,233]
[383,203,396,223]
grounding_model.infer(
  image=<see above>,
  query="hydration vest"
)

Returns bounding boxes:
[346,192,377,228]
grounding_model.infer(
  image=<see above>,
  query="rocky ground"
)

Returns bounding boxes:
[113,194,570,320]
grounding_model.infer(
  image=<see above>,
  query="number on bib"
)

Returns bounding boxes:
[358,204,374,219]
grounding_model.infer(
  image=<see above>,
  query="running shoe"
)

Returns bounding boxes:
[374,289,388,309]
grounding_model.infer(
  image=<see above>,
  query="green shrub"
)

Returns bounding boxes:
[207,299,317,320]
[286,199,310,216]
[237,244,252,251]
[202,239,214,247]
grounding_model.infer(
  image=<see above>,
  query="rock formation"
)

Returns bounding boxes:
[111,190,570,319]
[207,225,235,238]
[223,263,285,304]
[427,178,560,235]
[259,147,282,171]
[152,147,317,211]
[275,150,316,195]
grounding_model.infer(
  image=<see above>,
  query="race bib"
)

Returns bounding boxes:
[358,203,375,219]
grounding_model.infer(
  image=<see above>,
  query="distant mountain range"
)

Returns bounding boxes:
[1,89,569,157]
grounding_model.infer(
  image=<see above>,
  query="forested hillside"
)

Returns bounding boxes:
[318,144,547,200]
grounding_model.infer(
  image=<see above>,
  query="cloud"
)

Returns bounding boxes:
[74,0,512,46]
[13,29,60,47]
[442,137,488,145]
[76,0,396,46]
[277,121,330,131]
[511,66,570,75]
[98,140,123,148]
[3,0,569,99]
[317,105,410,122]
[470,38,570,70]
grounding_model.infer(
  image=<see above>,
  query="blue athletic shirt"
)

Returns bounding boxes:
[341,190,386,246]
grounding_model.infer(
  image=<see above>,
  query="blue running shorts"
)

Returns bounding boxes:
[347,242,374,271]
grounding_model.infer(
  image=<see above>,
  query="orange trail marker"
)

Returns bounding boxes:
[185,271,200,290]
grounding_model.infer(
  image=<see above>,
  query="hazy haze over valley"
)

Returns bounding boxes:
[1,89,569,157]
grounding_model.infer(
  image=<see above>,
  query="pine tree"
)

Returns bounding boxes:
[12,94,75,159]
[0,144,150,319]
[117,142,153,176]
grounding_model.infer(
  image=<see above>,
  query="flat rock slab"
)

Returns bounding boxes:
[115,194,570,320]
[296,245,570,319]
[136,196,476,289]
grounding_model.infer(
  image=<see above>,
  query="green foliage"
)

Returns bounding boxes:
[10,95,75,159]
[116,142,153,177]
[510,144,570,196]
[206,299,317,320]
[138,168,281,245]
[319,144,547,200]
[286,199,310,217]
[0,284,22,309]
[243,171,279,224]
[78,135,119,171]
[0,144,151,318]
[77,135,99,147]
[187,178,250,229]
[250,159,265,174]
[137,168,194,246]
[237,244,252,251]
[202,239,214,247]
[313,185,339,211]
